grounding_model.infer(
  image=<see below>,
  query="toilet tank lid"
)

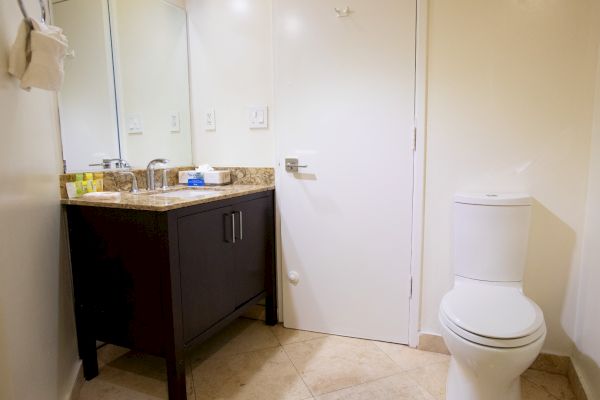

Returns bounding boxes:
[454,193,532,206]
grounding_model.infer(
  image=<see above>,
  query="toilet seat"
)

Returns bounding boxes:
[440,282,545,348]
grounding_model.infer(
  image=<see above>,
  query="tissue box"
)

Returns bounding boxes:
[178,171,203,184]
[178,170,231,185]
[204,170,231,185]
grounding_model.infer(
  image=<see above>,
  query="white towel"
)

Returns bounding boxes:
[8,18,68,92]
[8,20,31,81]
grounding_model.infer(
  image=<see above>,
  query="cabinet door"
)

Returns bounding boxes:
[233,196,274,307]
[178,205,236,343]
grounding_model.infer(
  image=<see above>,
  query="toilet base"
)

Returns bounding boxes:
[446,358,521,400]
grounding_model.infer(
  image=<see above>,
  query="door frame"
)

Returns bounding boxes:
[408,0,428,348]
[274,0,429,348]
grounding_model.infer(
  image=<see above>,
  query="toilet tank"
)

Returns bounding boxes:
[453,193,532,282]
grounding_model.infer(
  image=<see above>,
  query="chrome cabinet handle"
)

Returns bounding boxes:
[231,212,236,244]
[232,211,244,241]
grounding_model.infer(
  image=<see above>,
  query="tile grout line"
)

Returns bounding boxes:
[370,342,450,399]
[190,344,282,368]
[371,341,407,371]
[270,324,332,346]
[282,335,406,399]
[189,362,198,400]
[521,374,566,400]
[279,341,318,399]
[268,323,319,399]
[374,341,453,374]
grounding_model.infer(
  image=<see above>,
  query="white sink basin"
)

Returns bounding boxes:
[151,189,222,199]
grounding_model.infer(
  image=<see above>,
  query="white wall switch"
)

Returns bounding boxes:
[169,111,180,132]
[126,113,144,134]
[249,106,268,129]
[205,108,216,131]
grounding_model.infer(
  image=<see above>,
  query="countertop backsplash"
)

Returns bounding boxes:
[59,166,275,199]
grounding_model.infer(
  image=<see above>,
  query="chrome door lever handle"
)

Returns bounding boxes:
[285,158,308,173]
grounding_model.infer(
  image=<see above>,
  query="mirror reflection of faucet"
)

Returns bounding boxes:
[89,158,131,170]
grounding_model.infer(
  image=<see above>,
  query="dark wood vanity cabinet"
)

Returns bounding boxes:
[65,190,276,400]
[178,196,273,343]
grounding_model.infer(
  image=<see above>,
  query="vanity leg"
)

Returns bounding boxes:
[166,350,187,400]
[265,193,278,327]
[265,293,278,326]
[75,305,99,380]
[81,346,99,380]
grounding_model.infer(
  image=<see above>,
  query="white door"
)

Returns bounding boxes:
[275,0,416,343]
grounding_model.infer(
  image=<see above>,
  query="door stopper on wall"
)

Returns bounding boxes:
[334,7,352,17]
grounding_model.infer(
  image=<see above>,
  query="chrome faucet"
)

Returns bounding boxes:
[146,158,169,190]
[119,172,139,193]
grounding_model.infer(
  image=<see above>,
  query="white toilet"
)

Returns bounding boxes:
[439,193,546,400]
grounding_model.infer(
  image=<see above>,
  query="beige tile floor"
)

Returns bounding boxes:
[79,318,576,400]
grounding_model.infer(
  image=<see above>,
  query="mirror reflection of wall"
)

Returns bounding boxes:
[53,0,193,172]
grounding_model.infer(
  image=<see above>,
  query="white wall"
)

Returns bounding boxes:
[113,0,192,168]
[188,0,275,167]
[422,0,600,355]
[572,9,600,395]
[0,0,79,399]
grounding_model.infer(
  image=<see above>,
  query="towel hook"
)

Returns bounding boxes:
[17,0,47,27]
[334,6,352,18]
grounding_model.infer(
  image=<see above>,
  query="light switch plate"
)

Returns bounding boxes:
[126,113,144,134]
[169,111,180,132]
[205,109,216,131]
[249,106,268,129]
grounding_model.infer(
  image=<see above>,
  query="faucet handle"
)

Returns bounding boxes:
[119,172,139,193]
[90,158,131,170]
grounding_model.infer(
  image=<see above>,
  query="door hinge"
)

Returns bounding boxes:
[412,126,417,152]
[409,276,413,299]
[63,159,67,174]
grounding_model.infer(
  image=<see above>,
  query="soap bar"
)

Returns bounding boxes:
[82,192,121,201]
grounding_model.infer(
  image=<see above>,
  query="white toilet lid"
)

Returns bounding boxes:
[440,283,544,340]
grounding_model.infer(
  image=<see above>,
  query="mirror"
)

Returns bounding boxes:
[52,0,193,172]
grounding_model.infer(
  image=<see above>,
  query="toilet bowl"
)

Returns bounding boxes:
[440,193,546,400]
[439,279,546,400]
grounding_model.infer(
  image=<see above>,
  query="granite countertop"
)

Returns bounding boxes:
[60,184,275,212]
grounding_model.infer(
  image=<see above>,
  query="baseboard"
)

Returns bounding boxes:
[65,361,84,400]
[569,359,589,400]
[418,333,589,400]
[530,353,572,376]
